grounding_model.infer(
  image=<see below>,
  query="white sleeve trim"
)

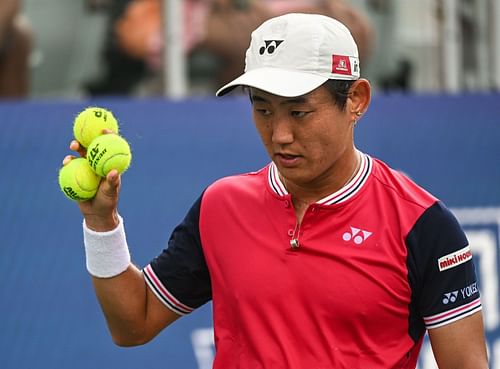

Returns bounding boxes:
[143,264,194,316]
[424,297,482,329]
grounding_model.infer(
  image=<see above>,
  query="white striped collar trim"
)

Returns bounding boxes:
[268,153,372,205]
[268,161,288,196]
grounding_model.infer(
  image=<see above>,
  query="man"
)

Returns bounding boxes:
[66,13,489,368]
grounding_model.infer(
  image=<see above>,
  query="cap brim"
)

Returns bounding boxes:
[216,67,329,97]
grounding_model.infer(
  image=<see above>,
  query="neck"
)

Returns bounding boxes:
[283,149,361,213]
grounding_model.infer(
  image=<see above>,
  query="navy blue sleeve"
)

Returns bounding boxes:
[406,201,480,334]
[143,194,212,315]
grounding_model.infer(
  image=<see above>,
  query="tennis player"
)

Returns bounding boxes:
[68,13,489,369]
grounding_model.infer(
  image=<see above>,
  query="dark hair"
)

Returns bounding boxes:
[323,79,355,111]
[245,79,355,110]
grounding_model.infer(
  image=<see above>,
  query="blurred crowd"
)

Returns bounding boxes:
[2,0,495,99]
[84,0,376,97]
[0,0,31,98]
[0,0,413,99]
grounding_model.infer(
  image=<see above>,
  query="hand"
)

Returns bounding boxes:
[63,137,121,232]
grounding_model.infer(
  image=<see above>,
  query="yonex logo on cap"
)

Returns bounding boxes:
[259,40,284,55]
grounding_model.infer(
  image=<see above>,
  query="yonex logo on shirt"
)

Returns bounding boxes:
[342,226,372,245]
[438,246,472,271]
[442,291,459,304]
[442,282,478,305]
[460,282,478,299]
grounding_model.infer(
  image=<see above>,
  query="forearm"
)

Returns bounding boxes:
[92,265,151,346]
[429,312,489,369]
[83,213,179,345]
[83,214,150,345]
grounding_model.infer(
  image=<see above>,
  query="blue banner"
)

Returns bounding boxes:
[0,93,499,369]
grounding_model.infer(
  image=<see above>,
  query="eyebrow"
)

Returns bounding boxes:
[250,93,308,105]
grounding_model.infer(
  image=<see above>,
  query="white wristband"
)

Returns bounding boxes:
[83,215,131,278]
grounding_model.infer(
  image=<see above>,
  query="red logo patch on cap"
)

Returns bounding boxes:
[332,55,352,75]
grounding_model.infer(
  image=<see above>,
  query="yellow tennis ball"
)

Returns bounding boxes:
[87,134,132,177]
[59,158,101,201]
[73,107,119,147]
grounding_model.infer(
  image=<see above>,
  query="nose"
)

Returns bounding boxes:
[271,116,294,145]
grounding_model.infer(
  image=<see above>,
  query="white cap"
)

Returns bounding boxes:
[216,13,360,97]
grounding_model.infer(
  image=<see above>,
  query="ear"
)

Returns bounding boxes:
[347,78,371,120]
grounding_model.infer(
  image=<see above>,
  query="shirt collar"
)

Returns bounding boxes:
[267,152,372,205]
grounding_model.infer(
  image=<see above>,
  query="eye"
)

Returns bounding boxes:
[254,107,271,116]
[291,110,308,118]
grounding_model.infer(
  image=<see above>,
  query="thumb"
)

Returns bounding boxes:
[100,169,121,198]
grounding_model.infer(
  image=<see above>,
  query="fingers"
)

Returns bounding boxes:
[63,140,87,166]
[69,140,79,151]
[62,155,74,166]
[70,139,87,157]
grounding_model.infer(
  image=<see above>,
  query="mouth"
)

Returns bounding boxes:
[274,152,301,168]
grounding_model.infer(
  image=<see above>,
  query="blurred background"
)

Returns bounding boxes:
[1,1,500,369]
[3,0,498,100]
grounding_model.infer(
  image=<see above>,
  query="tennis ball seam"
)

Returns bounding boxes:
[77,118,87,142]
[100,153,131,177]
[75,172,100,192]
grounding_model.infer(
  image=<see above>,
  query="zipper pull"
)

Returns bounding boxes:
[289,222,300,249]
